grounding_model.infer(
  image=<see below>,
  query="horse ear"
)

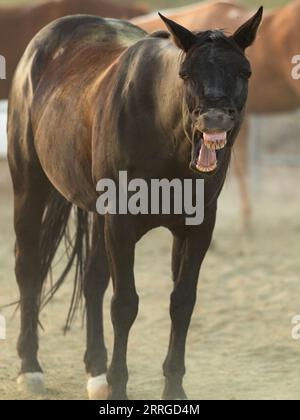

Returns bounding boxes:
[158,13,197,52]
[232,6,263,50]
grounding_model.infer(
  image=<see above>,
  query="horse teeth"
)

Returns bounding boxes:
[196,162,217,173]
[204,141,217,150]
[203,140,228,150]
[216,140,227,150]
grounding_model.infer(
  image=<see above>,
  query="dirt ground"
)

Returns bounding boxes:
[1,158,300,400]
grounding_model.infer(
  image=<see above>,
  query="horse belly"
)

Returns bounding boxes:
[33,121,97,212]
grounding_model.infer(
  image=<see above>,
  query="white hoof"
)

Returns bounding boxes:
[87,374,109,400]
[17,372,46,395]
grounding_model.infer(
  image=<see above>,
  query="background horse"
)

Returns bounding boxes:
[8,9,262,400]
[132,0,300,229]
[0,0,149,99]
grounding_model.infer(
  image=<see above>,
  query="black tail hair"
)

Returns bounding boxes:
[38,189,91,333]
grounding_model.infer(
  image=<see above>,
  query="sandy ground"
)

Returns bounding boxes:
[1,158,300,400]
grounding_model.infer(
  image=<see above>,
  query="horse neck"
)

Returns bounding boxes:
[153,46,187,137]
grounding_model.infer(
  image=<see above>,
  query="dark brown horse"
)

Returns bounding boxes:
[8,9,262,400]
[0,0,148,99]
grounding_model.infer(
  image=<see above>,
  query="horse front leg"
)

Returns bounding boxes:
[105,214,139,400]
[84,215,110,400]
[163,209,217,400]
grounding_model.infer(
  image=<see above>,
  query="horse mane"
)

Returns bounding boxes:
[193,29,244,55]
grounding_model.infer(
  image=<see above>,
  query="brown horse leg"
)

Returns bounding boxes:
[233,120,252,232]
[84,215,110,400]
[12,168,50,394]
[163,209,217,400]
[105,214,138,400]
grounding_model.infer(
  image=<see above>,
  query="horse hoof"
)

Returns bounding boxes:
[162,384,188,400]
[87,374,109,400]
[17,372,46,395]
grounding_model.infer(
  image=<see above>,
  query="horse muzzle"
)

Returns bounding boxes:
[190,109,235,174]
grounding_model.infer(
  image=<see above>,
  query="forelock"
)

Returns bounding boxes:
[192,29,244,56]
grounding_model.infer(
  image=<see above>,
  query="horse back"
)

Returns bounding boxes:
[12,15,145,94]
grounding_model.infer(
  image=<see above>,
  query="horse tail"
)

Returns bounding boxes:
[39,189,91,333]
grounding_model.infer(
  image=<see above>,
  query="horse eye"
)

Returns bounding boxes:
[179,73,190,81]
[239,70,252,79]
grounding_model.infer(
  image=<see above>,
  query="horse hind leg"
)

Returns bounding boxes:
[8,127,51,394]
[84,216,110,400]
[13,175,51,395]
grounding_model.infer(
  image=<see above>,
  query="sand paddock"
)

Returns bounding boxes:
[0,158,300,400]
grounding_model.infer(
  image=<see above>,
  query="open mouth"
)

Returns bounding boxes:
[190,131,228,174]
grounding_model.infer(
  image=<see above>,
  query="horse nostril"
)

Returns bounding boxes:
[192,108,201,119]
[227,108,236,117]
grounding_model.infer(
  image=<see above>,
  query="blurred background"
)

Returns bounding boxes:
[0,0,291,8]
[1,0,300,400]
[122,0,292,8]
